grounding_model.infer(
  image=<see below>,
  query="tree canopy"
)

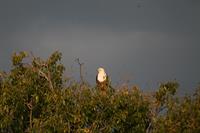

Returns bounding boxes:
[0,51,199,133]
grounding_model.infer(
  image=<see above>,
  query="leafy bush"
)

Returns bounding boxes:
[0,51,199,133]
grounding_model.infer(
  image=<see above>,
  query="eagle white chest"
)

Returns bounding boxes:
[97,71,107,82]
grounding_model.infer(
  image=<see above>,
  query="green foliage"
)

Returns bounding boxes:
[151,83,200,133]
[0,51,200,133]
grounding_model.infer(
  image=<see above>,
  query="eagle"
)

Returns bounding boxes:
[96,67,109,93]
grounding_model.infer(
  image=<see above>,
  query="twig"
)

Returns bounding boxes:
[75,58,85,84]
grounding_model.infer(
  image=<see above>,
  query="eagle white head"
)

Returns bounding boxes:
[97,67,107,82]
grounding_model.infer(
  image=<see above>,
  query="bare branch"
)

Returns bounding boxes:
[75,58,85,84]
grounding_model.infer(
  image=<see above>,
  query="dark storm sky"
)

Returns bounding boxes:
[0,0,200,93]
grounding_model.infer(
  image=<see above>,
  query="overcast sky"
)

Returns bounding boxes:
[0,0,200,93]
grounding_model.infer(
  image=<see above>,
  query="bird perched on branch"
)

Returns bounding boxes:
[96,67,110,93]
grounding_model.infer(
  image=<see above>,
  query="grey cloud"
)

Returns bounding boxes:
[0,0,200,94]
[0,0,200,32]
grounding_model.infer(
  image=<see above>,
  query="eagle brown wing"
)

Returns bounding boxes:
[96,75,109,92]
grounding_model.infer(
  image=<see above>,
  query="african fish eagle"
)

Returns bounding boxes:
[96,67,109,92]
